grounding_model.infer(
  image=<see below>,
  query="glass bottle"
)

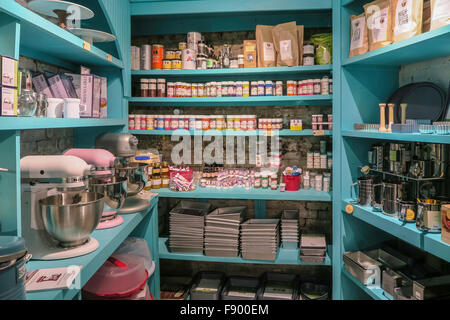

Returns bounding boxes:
[18,90,38,117]
[222,44,230,69]
[36,93,48,117]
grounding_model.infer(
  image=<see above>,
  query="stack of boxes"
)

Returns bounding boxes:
[0,56,19,116]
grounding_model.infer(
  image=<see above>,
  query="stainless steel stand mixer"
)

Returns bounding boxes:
[20,155,105,260]
[63,148,128,229]
[95,133,151,214]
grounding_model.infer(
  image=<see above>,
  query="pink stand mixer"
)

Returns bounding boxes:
[63,148,128,229]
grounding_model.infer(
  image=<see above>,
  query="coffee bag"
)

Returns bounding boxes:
[364,0,394,51]
[256,25,276,67]
[430,0,450,30]
[272,21,299,66]
[349,13,369,57]
[392,0,423,43]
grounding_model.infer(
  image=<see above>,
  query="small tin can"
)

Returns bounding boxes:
[128,114,135,130]
[172,59,182,70]
[152,44,164,70]
[140,45,152,70]
[178,42,187,50]
[165,50,175,60]
[163,60,172,70]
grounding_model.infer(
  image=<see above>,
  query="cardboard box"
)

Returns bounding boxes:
[100,76,107,119]
[92,75,101,118]
[0,86,18,116]
[66,73,94,117]
[442,205,450,244]
[32,73,54,98]
[243,40,257,68]
[1,56,18,88]
[47,74,70,99]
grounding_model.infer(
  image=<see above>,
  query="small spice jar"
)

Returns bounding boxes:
[152,165,161,190]
[157,78,166,97]
[205,82,211,97]
[287,81,296,96]
[242,81,250,97]
[254,173,261,189]
[135,114,141,130]
[275,81,283,96]
[140,79,150,97]
[191,83,198,97]
[171,115,179,130]
[221,81,228,97]
[303,41,314,55]
[236,81,243,97]
[195,116,203,131]
[261,174,269,189]
[280,183,286,192]
[303,173,310,189]
[257,81,265,96]
[321,76,329,95]
[202,115,210,131]
[167,82,175,97]
[185,83,192,97]
[250,81,258,96]
[315,174,323,191]
[149,79,157,97]
[240,115,248,131]
[226,115,234,130]
[164,115,171,130]
[216,82,222,97]
[146,115,154,130]
[233,115,241,131]
[189,116,196,130]
[303,54,315,66]
[216,116,225,130]
[313,79,321,95]
[209,116,217,130]
[248,115,257,131]
[157,115,164,130]
[228,81,235,97]
[265,81,273,96]
[128,114,135,130]
[270,173,278,190]
[238,54,244,68]
[198,83,205,97]
[210,81,217,97]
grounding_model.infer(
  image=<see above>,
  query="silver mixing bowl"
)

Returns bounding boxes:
[115,162,148,197]
[88,176,128,210]
[39,192,105,248]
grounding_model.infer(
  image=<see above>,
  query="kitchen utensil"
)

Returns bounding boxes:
[115,162,148,196]
[28,0,94,29]
[413,275,450,300]
[68,28,116,44]
[88,176,127,210]
[382,269,406,299]
[221,276,261,300]
[343,251,382,287]
[0,236,29,300]
[379,103,387,132]
[299,282,329,300]
[82,253,149,299]
[350,175,377,206]
[397,200,417,223]
[364,248,407,270]
[39,192,104,247]
[46,98,64,118]
[390,82,446,123]
[372,182,405,217]
[416,199,444,233]
[387,103,395,132]
[63,98,83,118]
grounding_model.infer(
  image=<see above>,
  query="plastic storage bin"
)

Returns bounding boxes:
[259,272,299,300]
[221,276,262,300]
[282,175,300,191]
[190,271,226,300]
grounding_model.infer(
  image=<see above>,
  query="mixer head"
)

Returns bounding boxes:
[95,133,139,158]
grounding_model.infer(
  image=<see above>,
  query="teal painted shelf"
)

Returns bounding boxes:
[157,187,332,202]
[342,130,450,144]
[128,95,333,107]
[26,197,158,300]
[342,200,450,263]
[342,269,391,300]
[129,129,332,137]
[343,26,450,67]
[0,1,123,69]
[131,65,332,80]
[159,238,332,266]
[0,118,127,131]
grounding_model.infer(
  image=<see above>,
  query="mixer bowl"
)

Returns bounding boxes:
[39,192,105,247]
[115,162,148,197]
[88,176,128,210]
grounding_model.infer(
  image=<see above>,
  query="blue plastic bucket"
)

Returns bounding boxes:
[0,237,28,300]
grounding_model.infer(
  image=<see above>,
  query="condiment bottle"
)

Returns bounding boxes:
[152,164,162,189]
[161,162,170,188]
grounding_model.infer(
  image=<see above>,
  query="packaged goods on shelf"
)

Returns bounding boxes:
[349,13,369,58]
[273,21,299,67]
[256,25,276,68]
[311,33,333,65]
[1,55,18,88]
[243,40,257,68]
[0,86,18,116]
[430,0,450,30]
[364,0,394,51]
[300,234,327,263]
[392,0,424,43]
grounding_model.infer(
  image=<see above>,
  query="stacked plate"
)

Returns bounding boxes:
[281,210,299,249]
[300,234,327,263]
[204,206,246,257]
[169,201,212,254]
[240,219,280,261]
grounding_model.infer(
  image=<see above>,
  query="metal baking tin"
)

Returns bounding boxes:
[343,251,382,287]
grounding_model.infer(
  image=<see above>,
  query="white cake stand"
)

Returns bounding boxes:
[68,28,116,44]
[28,0,94,29]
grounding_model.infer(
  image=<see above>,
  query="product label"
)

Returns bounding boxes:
[371,7,389,43]
[425,210,442,229]
[303,56,314,66]
[395,0,414,35]
[350,16,366,50]
[432,0,450,20]
[263,42,275,62]
[279,40,293,60]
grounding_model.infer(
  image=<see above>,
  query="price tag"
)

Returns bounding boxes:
[313,130,325,136]
[83,41,91,51]
[106,54,112,62]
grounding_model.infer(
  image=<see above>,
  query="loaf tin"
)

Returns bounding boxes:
[343,251,382,287]
[259,272,299,300]
[364,248,407,270]
[190,271,226,300]
[298,282,329,300]
[412,275,450,300]
[221,276,262,300]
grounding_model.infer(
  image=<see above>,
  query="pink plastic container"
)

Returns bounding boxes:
[82,253,149,299]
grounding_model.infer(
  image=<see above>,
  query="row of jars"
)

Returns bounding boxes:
[129,114,259,131]
[139,76,332,98]
[304,171,332,193]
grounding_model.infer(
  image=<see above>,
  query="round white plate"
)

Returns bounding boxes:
[69,28,116,43]
[28,0,94,20]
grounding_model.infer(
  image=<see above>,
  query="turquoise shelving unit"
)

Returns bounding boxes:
[128,0,338,300]
[0,0,161,301]
[337,0,450,300]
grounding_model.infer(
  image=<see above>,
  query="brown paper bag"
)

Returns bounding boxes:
[392,0,423,43]
[422,0,431,32]
[349,13,369,57]
[364,0,394,51]
[297,26,304,66]
[430,0,450,30]
[272,21,299,66]
[243,40,257,68]
[256,25,276,67]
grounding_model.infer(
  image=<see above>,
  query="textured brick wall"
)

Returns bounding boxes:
[19,57,74,156]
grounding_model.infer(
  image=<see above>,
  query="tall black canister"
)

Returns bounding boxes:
[0,236,28,300]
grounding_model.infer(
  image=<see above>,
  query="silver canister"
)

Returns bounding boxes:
[372,182,405,217]
[368,145,384,171]
[397,200,417,223]
[351,176,377,206]
[416,200,443,233]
